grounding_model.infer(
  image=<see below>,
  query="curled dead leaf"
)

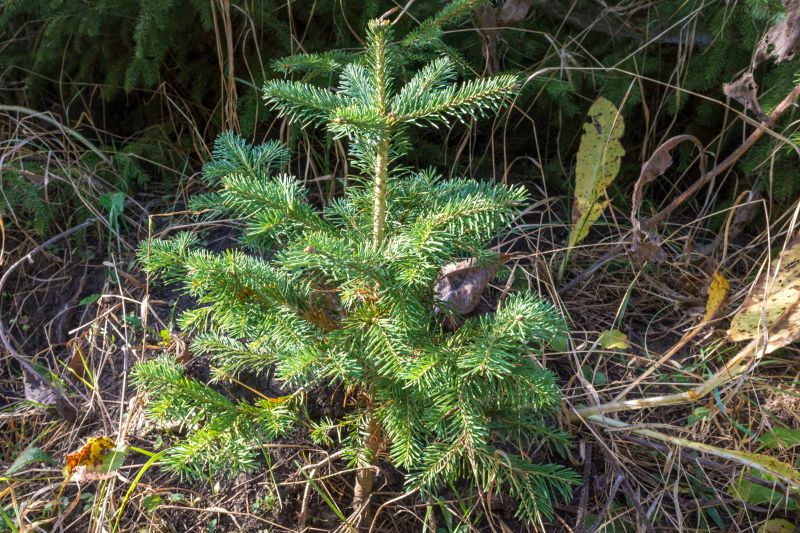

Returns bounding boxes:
[65,436,127,483]
[729,190,763,238]
[498,0,533,24]
[754,0,800,65]
[23,368,60,407]
[434,257,499,331]
[629,229,668,265]
[724,72,767,121]
[476,0,533,73]
[629,135,705,264]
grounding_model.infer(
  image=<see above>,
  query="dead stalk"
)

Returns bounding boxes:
[572,339,758,420]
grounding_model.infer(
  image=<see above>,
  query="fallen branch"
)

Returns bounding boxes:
[571,339,758,420]
[583,411,800,490]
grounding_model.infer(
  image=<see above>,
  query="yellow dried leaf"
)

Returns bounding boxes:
[64,436,126,482]
[599,329,630,350]
[759,519,796,533]
[727,232,800,353]
[703,271,729,322]
[568,97,625,248]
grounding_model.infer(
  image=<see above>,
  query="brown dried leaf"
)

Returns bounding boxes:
[631,135,705,228]
[629,135,705,263]
[477,0,533,74]
[498,0,533,24]
[730,190,763,239]
[724,73,767,120]
[629,230,668,264]
[476,6,499,73]
[23,368,59,407]
[434,258,499,331]
[755,0,800,65]
[727,231,800,352]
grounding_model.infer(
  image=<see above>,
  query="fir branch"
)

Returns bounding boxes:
[391,57,456,111]
[203,132,290,183]
[263,79,347,126]
[392,74,519,126]
[132,355,294,480]
[271,50,349,76]
[402,0,487,49]
[137,231,199,282]
[338,63,375,105]
[377,391,425,468]
[192,333,277,378]
[220,172,332,236]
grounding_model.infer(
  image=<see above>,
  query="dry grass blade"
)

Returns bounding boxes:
[0,217,99,420]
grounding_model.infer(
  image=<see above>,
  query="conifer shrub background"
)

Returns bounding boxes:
[2,0,797,235]
[133,18,579,523]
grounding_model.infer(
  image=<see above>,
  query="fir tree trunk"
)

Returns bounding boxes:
[352,406,381,520]
[371,140,389,246]
[355,18,389,523]
[354,135,389,521]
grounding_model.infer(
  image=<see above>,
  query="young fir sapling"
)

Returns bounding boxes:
[133,16,577,523]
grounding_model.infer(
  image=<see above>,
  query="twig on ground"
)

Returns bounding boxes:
[298,450,345,531]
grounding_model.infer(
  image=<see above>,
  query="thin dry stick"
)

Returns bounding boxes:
[0,217,99,419]
[368,489,419,532]
[558,82,800,295]
[298,450,346,531]
[572,339,759,420]
[608,326,700,403]
[584,412,800,488]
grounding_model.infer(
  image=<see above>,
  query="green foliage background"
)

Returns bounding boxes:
[2,0,797,223]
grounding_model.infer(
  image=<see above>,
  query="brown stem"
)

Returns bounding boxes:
[372,140,389,247]
[571,339,758,421]
[558,82,800,295]
[352,407,381,522]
